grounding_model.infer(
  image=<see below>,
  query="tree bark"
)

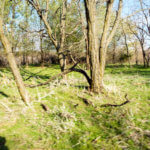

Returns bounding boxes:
[78,1,90,70]
[84,0,122,93]
[141,42,147,67]
[99,0,122,86]
[40,20,44,67]
[59,0,67,72]
[84,0,102,93]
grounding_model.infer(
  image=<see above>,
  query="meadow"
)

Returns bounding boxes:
[0,65,150,150]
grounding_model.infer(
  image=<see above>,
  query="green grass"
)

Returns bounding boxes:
[0,65,150,150]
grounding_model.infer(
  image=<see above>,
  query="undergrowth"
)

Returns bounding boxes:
[0,65,150,150]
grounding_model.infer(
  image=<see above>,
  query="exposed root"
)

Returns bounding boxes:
[100,94,130,107]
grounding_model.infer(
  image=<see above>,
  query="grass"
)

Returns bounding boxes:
[0,65,150,150]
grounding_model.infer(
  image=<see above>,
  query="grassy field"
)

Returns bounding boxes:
[0,65,150,150]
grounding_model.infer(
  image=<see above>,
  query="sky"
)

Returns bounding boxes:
[122,0,150,17]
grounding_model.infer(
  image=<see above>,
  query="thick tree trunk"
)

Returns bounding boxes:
[0,18,30,105]
[84,0,122,93]
[84,0,102,93]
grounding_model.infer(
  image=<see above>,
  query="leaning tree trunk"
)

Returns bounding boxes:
[0,18,30,105]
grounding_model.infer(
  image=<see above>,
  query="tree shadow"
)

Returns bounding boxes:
[106,65,150,78]
[69,105,150,149]
[0,137,9,150]
[0,91,9,98]
[20,68,50,80]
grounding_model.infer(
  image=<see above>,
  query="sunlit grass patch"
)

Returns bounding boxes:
[0,65,150,149]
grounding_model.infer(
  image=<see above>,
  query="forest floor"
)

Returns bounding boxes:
[0,65,150,150]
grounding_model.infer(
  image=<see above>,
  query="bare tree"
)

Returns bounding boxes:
[128,21,148,67]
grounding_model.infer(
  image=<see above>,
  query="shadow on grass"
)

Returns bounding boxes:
[20,68,50,80]
[0,136,9,150]
[0,91,9,98]
[106,65,150,78]
[70,106,149,149]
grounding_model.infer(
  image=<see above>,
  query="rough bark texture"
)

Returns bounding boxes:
[84,0,102,93]
[84,0,122,93]
[78,1,90,70]
[0,18,30,105]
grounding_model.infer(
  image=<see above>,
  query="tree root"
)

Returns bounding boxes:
[100,94,130,107]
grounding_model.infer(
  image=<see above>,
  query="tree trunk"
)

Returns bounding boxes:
[59,0,67,72]
[40,20,44,67]
[78,4,90,70]
[84,0,122,93]
[134,43,138,65]
[99,0,122,85]
[140,42,147,67]
[122,27,130,66]
[0,18,30,105]
[84,0,102,93]
[39,1,67,72]
[99,0,114,87]
[112,43,116,64]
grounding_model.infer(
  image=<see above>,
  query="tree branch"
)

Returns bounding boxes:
[105,0,123,48]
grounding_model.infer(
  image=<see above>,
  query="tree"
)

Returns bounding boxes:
[127,0,150,67]
[84,0,123,93]
[0,0,30,105]
[26,0,68,72]
[128,21,148,67]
